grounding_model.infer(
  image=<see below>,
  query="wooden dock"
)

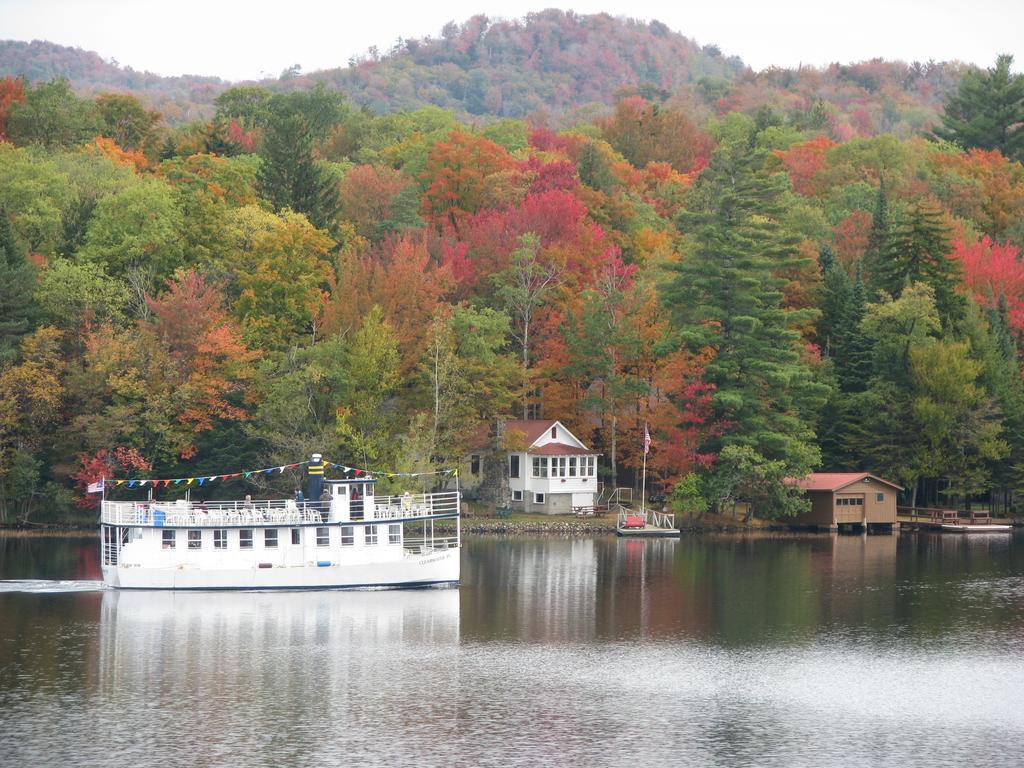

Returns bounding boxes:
[897,506,1016,531]
[615,508,680,538]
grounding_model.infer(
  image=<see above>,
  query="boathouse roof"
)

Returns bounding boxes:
[791,472,903,492]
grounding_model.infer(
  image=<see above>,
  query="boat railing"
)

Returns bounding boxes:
[615,506,676,530]
[101,500,325,527]
[403,536,460,554]
[371,491,460,521]
[101,490,461,527]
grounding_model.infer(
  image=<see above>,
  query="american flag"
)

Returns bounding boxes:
[87,479,105,494]
[644,424,651,455]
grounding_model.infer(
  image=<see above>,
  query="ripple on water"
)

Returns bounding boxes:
[0,579,108,593]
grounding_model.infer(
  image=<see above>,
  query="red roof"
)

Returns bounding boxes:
[503,419,558,447]
[790,473,903,492]
[529,442,600,456]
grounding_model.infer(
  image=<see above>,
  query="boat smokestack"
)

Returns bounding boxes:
[307,453,325,502]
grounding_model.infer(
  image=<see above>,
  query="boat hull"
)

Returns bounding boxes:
[102,547,460,590]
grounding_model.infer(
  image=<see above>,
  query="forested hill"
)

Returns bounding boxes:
[281,11,743,116]
[0,10,965,135]
[0,40,226,122]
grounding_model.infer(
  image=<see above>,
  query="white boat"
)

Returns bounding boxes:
[940,523,1013,533]
[938,510,1013,533]
[99,468,460,590]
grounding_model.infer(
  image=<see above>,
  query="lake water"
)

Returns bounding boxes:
[1,531,1023,767]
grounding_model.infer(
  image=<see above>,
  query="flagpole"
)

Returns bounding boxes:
[638,444,647,518]
[641,424,648,515]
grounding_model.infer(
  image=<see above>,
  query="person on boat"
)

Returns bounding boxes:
[294,488,304,504]
[243,494,254,510]
[317,487,329,524]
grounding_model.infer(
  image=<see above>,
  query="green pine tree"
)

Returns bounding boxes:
[934,54,1024,163]
[864,180,889,292]
[875,202,964,325]
[663,126,827,508]
[257,112,340,232]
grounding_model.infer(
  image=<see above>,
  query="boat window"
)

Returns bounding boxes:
[388,524,401,545]
[188,530,202,549]
[365,525,378,545]
[239,529,253,549]
[340,526,354,546]
[264,529,278,548]
[214,529,227,549]
[316,527,329,547]
[291,528,301,545]
[162,530,176,549]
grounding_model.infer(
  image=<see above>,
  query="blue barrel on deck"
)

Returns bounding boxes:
[153,508,165,527]
[317,561,332,567]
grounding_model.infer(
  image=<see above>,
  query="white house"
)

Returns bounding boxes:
[503,419,599,514]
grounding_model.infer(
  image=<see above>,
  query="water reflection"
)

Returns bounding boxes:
[2,532,1024,767]
[463,532,1024,646]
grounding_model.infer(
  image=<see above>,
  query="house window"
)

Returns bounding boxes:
[316,527,329,547]
[509,455,520,479]
[569,457,577,477]
[551,426,557,439]
[340,526,354,546]
[470,454,480,475]
[213,529,227,549]
[366,525,378,545]
[876,493,885,502]
[512,490,523,501]
[264,529,278,548]
[291,528,301,545]
[388,524,401,545]
[534,492,546,504]
[239,529,253,549]
[187,530,202,549]
[162,530,176,549]
[531,456,548,478]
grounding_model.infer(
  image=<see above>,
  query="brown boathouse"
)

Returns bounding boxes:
[788,473,902,531]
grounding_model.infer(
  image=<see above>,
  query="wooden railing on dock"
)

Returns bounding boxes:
[897,506,1013,526]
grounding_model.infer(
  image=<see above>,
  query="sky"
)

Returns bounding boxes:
[2,0,1022,82]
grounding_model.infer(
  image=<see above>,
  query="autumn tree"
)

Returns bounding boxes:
[233,210,334,350]
[147,271,258,452]
[0,328,65,522]
[6,78,102,148]
[95,93,161,152]
[418,305,520,466]
[599,96,713,173]
[0,209,36,364]
[563,250,645,487]
[0,76,25,140]
[336,307,401,467]
[420,130,514,230]
[492,233,562,417]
